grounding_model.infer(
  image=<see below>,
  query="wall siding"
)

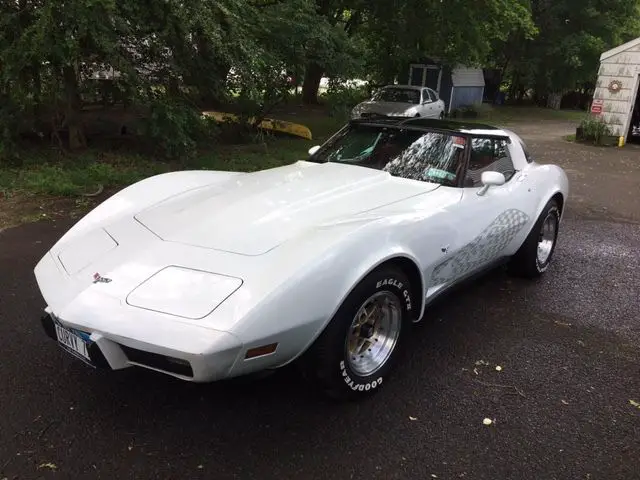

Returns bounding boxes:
[451,68,485,88]
[594,45,640,136]
[450,86,484,110]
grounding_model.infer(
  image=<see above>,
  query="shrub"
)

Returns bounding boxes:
[451,105,479,119]
[141,100,220,160]
[321,81,370,120]
[577,116,614,146]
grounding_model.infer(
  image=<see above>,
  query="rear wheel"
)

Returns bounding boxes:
[509,199,560,278]
[302,266,414,400]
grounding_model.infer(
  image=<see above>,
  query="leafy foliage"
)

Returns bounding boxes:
[1,0,639,164]
[578,116,614,145]
[493,0,640,106]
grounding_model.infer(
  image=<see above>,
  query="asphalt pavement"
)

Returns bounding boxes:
[1,208,639,480]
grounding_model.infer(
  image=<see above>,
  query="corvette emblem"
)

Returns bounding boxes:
[93,273,112,284]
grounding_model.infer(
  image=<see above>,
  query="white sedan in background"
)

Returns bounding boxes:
[35,117,568,401]
[352,85,446,119]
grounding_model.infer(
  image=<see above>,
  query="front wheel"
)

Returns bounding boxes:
[301,266,414,400]
[508,199,560,278]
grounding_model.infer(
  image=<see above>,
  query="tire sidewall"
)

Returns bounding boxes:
[330,268,413,397]
[535,204,560,273]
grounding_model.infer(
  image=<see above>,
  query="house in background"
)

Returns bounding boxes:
[591,37,640,145]
[397,58,486,114]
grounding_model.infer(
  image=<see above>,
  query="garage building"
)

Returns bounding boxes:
[592,37,640,145]
[400,59,485,114]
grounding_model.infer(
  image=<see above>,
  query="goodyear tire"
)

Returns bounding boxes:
[303,266,414,400]
[509,199,560,278]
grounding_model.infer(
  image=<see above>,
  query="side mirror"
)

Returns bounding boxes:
[308,145,321,156]
[477,171,506,196]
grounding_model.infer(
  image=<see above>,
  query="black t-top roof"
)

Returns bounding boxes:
[350,116,510,137]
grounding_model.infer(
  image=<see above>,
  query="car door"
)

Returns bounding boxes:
[427,89,443,117]
[428,136,534,290]
[420,89,434,117]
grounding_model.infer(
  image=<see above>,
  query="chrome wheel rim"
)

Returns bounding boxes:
[537,213,557,264]
[345,291,402,377]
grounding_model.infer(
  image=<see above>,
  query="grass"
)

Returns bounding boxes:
[0,113,345,199]
[471,104,587,125]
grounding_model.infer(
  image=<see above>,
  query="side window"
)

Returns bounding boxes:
[422,89,431,103]
[428,88,439,101]
[464,138,516,188]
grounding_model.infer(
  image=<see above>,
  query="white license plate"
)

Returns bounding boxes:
[55,321,93,364]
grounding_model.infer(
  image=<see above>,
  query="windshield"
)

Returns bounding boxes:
[372,88,420,104]
[310,125,467,187]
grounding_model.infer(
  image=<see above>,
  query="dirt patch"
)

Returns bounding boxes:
[0,190,115,232]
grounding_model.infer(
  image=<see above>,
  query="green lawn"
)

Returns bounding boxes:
[0,105,585,199]
[471,104,586,125]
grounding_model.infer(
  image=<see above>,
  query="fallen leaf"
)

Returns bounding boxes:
[198,465,204,469]
[431,475,438,478]
[561,400,569,405]
[475,360,489,366]
[38,463,58,471]
[629,399,640,409]
[495,366,503,372]
[483,418,493,426]
[409,416,418,421]
[554,320,572,327]
[473,368,479,375]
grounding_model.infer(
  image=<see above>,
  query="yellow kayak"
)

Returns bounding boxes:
[202,111,312,140]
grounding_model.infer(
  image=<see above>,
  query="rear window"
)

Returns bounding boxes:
[519,139,533,163]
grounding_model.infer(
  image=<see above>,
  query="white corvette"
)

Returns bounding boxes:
[35,118,568,400]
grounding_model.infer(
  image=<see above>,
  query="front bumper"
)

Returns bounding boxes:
[40,310,244,382]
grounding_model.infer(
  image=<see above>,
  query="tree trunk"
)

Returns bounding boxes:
[302,63,324,105]
[546,92,563,110]
[63,65,86,150]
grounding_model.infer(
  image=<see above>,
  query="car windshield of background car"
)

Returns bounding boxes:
[372,88,420,104]
[311,125,466,186]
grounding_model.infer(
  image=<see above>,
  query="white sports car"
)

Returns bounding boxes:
[35,118,568,400]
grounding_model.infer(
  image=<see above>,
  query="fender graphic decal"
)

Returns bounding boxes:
[431,209,529,285]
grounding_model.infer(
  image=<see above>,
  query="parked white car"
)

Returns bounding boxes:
[35,117,568,400]
[352,85,446,119]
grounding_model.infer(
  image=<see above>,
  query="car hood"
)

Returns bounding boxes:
[356,101,417,117]
[134,161,439,256]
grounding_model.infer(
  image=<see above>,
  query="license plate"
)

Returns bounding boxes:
[54,321,93,366]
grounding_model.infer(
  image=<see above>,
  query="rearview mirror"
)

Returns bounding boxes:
[308,145,321,156]
[477,171,506,196]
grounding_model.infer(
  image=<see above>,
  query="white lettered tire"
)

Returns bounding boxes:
[302,265,413,400]
[509,198,561,278]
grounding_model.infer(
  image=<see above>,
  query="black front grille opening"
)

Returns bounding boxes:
[120,345,194,378]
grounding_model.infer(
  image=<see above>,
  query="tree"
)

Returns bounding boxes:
[361,0,536,84]
[499,0,640,108]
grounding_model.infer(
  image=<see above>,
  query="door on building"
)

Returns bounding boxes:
[627,75,640,144]
[408,64,442,92]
